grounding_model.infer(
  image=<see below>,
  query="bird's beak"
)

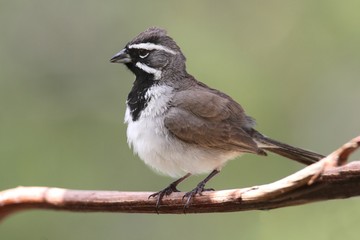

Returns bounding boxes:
[110,48,131,63]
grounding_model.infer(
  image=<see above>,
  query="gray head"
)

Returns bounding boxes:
[110,27,187,81]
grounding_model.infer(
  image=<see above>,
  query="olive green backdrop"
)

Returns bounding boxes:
[1,0,360,239]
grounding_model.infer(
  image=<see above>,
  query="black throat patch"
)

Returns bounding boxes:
[127,76,156,121]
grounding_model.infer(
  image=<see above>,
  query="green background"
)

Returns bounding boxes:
[1,0,360,239]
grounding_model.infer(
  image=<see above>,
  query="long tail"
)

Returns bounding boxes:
[251,129,325,165]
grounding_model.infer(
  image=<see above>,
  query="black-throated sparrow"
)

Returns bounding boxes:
[110,27,324,208]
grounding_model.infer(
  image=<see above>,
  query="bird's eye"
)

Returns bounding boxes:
[139,50,150,59]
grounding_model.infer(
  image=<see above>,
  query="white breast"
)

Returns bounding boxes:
[125,85,240,178]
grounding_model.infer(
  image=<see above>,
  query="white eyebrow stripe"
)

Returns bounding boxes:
[135,62,162,80]
[128,43,177,55]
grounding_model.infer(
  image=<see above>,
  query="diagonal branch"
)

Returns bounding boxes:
[1,136,359,221]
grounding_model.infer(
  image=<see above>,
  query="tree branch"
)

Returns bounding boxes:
[1,136,359,221]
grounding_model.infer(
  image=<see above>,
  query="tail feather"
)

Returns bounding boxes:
[251,130,325,165]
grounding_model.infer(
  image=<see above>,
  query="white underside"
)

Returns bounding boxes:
[125,85,241,178]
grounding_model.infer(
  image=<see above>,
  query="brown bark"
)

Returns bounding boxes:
[1,136,359,221]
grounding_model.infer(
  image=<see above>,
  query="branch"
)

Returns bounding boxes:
[1,136,359,221]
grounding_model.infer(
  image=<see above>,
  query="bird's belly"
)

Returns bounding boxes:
[126,115,240,178]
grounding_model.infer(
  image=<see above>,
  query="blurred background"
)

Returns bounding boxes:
[1,0,360,239]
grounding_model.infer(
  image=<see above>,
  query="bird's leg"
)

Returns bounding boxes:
[149,173,191,209]
[183,169,220,208]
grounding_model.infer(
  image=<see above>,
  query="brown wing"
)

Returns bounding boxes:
[164,89,265,155]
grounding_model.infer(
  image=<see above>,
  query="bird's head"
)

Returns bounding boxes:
[110,27,186,81]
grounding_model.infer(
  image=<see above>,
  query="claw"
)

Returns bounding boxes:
[183,184,215,209]
[182,169,220,209]
[148,173,191,212]
[149,185,180,210]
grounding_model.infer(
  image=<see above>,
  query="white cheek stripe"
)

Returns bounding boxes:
[128,43,177,55]
[135,62,162,80]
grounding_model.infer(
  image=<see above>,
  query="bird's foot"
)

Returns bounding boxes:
[149,183,181,210]
[182,182,215,209]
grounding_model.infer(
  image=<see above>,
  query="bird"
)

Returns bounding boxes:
[110,27,324,208]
